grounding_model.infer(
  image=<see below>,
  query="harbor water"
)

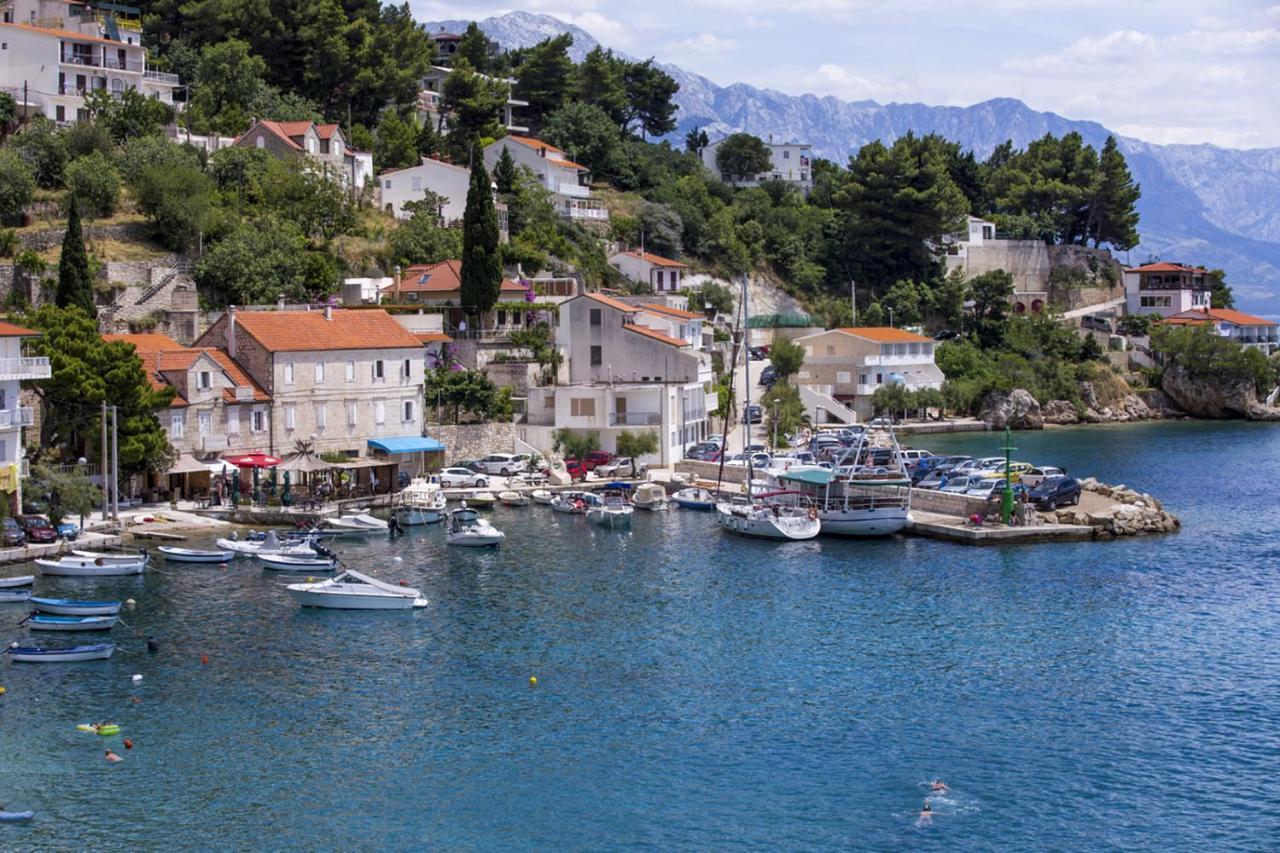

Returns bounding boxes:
[1,420,1279,849]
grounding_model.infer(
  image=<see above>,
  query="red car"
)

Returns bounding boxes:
[16,515,57,543]
[582,451,613,471]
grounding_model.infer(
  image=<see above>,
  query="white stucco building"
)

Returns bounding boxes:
[0,0,179,124]
[1165,308,1279,356]
[418,63,527,135]
[0,321,49,512]
[1124,262,1212,318]
[378,157,471,222]
[790,327,943,422]
[483,136,608,224]
[608,250,689,293]
[700,133,814,195]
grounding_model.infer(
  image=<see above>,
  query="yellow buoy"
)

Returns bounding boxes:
[529,676,538,687]
[0,686,6,696]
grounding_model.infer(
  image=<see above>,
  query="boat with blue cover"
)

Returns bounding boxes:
[5,642,115,662]
[0,811,34,822]
[0,589,31,603]
[28,614,118,632]
[671,487,716,511]
[29,597,122,616]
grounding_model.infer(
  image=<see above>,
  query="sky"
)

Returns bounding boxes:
[416,0,1280,149]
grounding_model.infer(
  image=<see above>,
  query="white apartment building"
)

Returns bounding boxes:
[791,327,943,422]
[0,320,50,512]
[700,133,814,195]
[1165,308,1279,356]
[0,0,178,125]
[608,251,689,292]
[378,157,470,222]
[1124,262,1212,319]
[483,136,609,225]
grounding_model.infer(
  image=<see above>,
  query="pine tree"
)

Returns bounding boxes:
[1094,135,1141,250]
[456,22,491,73]
[514,34,573,134]
[493,146,517,194]
[56,195,95,317]
[460,150,501,318]
[572,46,626,126]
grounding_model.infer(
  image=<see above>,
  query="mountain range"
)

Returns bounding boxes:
[425,12,1280,316]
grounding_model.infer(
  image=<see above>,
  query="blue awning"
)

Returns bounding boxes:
[367,436,446,454]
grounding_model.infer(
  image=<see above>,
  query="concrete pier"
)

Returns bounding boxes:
[907,510,1094,545]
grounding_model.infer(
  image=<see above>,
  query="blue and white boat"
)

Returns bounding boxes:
[6,642,115,662]
[28,614,118,632]
[0,810,34,822]
[0,574,34,588]
[29,597,122,616]
[671,487,716,511]
[0,589,32,603]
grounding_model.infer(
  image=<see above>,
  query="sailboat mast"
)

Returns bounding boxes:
[742,274,751,455]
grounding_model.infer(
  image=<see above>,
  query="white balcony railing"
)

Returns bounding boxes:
[144,69,181,85]
[557,182,590,199]
[0,357,52,381]
[0,408,35,429]
[609,411,661,426]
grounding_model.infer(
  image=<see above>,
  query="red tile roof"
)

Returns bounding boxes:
[837,327,934,344]
[640,303,702,320]
[1170,308,1277,327]
[237,120,304,151]
[615,250,688,268]
[205,349,270,403]
[103,334,269,404]
[0,321,39,337]
[1126,262,1209,273]
[232,309,423,352]
[503,136,587,171]
[624,324,690,347]
[315,124,341,140]
[582,292,640,313]
[385,260,526,295]
[415,332,454,344]
[103,332,182,353]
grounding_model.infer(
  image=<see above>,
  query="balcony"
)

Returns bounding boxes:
[557,182,590,199]
[145,69,181,86]
[609,411,662,426]
[0,408,35,429]
[103,58,144,73]
[0,357,51,381]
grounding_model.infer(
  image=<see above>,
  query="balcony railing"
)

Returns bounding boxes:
[557,182,590,199]
[103,58,144,72]
[0,408,35,429]
[61,53,102,67]
[145,69,181,85]
[609,411,661,426]
[0,357,51,381]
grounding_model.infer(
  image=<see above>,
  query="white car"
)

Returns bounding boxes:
[1021,466,1064,488]
[596,457,648,478]
[476,454,527,476]
[438,467,490,488]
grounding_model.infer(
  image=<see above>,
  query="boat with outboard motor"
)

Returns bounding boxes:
[445,508,505,547]
[287,570,427,609]
[157,546,235,563]
[632,482,669,510]
[28,614,118,632]
[499,490,529,507]
[29,597,121,616]
[393,477,448,525]
[671,487,716,511]
[550,491,597,514]
[36,555,147,576]
[323,513,389,533]
[531,489,553,505]
[71,549,148,564]
[216,530,317,557]
[258,553,338,572]
[587,486,634,528]
[5,641,115,662]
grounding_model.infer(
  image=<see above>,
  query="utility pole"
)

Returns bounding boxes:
[850,278,856,326]
[110,405,119,521]
[100,401,108,523]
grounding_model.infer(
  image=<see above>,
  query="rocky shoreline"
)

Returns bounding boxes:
[1046,479,1181,539]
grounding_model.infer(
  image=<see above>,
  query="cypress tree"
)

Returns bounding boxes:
[1094,135,1141,250]
[56,195,96,317]
[460,149,501,318]
[493,146,517,194]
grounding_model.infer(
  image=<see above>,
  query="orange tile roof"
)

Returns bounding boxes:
[1126,262,1208,273]
[415,332,454,344]
[582,292,639,313]
[156,350,203,371]
[837,327,934,344]
[0,321,39,337]
[624,324,690,347]
[315,124,341,140]
[640,303,702,320]
[237,120,304,152]
[616,250,688,268]
[104,335,269,404]
[103,332,182,353]
[205,349,270,403]
[0,22,123,47]
[503,136,587,171]
[385,260,526,295]
[1171,308,1277,327]
[232,309,423,352]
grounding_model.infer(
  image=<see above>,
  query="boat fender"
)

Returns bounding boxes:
[0,686,5,696]
[393,556,403,563]
[529,676,538,687]
[201,654,209,665]
[126,598,136,607]
[399,580,408,587]
[132,673,144,683]
[146,637,159,654]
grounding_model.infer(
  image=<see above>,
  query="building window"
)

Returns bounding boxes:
[315,403,327,429]
[570,398,595,417]
[837,371,851,384]
[375,401,386,425]
[655,271,664,288]
[589,308,601,326]
[876,373,883,384]
[251,408,266,432]
[590,345,602,366]
[346,360,355,381]
[402,400,415,422]
[373,360,385,380]
[227,406,238,434]
[860,373,868,385]
[826,345,836,356]
[782,149,790,159]
[346,401,357,427]
[402,358,411,379]
[255,136,265,149]
[199,412,211,436]
[55,105,65,122]
[170,412,183,439]
[315,362,325,384]
[284,405,295,430]
[384,179,391,189]
[284,362,294,384]
[196,370,211,390]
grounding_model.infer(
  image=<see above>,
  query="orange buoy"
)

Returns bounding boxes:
[201,654,209,665]
[124,738,134,750]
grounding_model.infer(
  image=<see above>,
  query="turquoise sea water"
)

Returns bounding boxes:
[2,420,1279,849]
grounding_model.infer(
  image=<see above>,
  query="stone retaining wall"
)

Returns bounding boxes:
[909,488,991,517]
[429,422,516,462]
[1051,479,1180,538]
[18,222,152,252]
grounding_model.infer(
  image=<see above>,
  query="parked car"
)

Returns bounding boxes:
[563,459,589,480]
[476,453,528,476]
[983,461,1034,483]
[744,444,767,454]
[867,416,899,428]
[1081,315,1112,333]
[748,347,768,361]
[596,457,647,478]
[742,404,763,424]
[899,449,935,468]
[705,435,725,448]
[16,515,57,544]
[582,451,614,471]
[1,517,24,547]
[934,329,959,341]
[686,444,720,461]
[953,457,1005,475]
[453,460,485,473]
[930,455,973,476]
[940,475,988,494]
[1029,476,1081,510]
[966,479,1028,500]
[1021,466,1065,489]
[56,521,79,541]
[437,467,490,488]
[915,471,950,490]
[757,366,777,386]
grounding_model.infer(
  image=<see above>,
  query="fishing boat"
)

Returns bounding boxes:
[0,574,34,588]
[36,555,146,576]
[29,597,121,616]
[632,483,669,510]
[0,811,34,822]
[671,487,717,511]
[776,433,912,537]
[287,570,427,610]
[464,491,497,508]
[6,642,115,662]
[28,614,118,632]
[531,489,554,505]
[216,530,316,557]
[715,492,821,541]
[0,589,32,603]
[550,491,595,514]
[71,549,148,564]
[157,546,235,563]
[323,513,389,533]
[393,478,447,525]
[258,553,337,572]
[498,490,529,507]
[445,509,505,547]
[587,487,634,528]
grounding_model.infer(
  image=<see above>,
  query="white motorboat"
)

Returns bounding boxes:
[7,642,115,662]
[0,589,32,603]
[216,530,316,557]
[671,488,716,511]
[28,614,118,632]
[287,570,427,610]
[464,491,497,508]
[777,434,912,537]
[71,549,148,564]
[498,491,529,507]
[445,509,505,547]
[632,483,669,511]
[0,574,35,588]
[587,489,634,528]
[531,489,553,505]
[715,493,821,541]
[394,478,447,525]
[323,513,389,533]
[550,491,596,514]
[158,546,235,563]
[258,553,337,572]
[36,555,146,577]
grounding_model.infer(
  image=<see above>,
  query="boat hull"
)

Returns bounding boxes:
[258,555,337,571]
[158,547,234,562]
[672,498,714,511]
[30,598,121,616]
[0,574,35,588]
[394,506,444,525]
[29,615,117,631]
[37,559,146,576]
[9,643,115,662]
[446,533,505,547]
[0,589,32,602]
[587,509,633,528]
[288,589,422,609]
[817,508,910,537]
[715,507,821,540]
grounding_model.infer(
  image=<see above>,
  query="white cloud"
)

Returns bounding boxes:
[664,33,737,56]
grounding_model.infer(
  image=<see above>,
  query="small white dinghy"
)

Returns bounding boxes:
[531,489,553,505]
[445,509,505,547]
[37,555,147,576]
[216,530,316,557]
[287,569,427,610]
[323,513,389,533]
[158,546,235,563]
[671,488,716,511]
[30,597,121,616]
[0,574,35,588]
[71,550,148,564]
[28,614,118,632]
[258,553,337,572]
[587,488,634,529]
[498,491,529,507]
[464,491,497,508]
[6,642,115,662]
[0,589,32,603]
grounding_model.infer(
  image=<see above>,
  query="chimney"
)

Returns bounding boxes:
[277,295,285,311]
[226,306,237,358]
[324,305,333,321]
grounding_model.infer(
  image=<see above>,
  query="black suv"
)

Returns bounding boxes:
[1029,476,1081,510]
[757,366,777,387]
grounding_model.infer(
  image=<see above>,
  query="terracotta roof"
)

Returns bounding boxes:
[205,349,270,403]
[624,324,690,347]
[614,250,688,268]
[582,292,640,314]
[415,332,454,344]
[315,124,341,140]
[640,303,702,320]
[837,327,934,344]
[1126,262,1209,273]
[1170,308,1277,327]
[0,22,124,47]
[548,157,587,171]
[502,136,587,171]
[0,321,39,337]
[104,335,269,404]
[103,332,182,353]
[231,309,423,352]
[237,120,304,151]
[385,260,526,295]
[156,350,203,371]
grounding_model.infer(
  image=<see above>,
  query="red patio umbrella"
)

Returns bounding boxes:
[223,452,282,468]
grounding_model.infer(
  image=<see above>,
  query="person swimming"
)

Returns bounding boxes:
[104,749,122,762]
[917,799,933,823]
[931,780,948,792]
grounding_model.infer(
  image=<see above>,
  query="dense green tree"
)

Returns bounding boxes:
[1093,135,1141,249]
[635,202,683,258]
[507,321,562,384]
[186,38,267,133]
[622,59,679,138]
[768,336,806,378]
[373,109,419,172]
[56,196,95,317]
[492,146,517,194]
[543,102,623,180]
[460,153,502,315]
[0,91,16,131]
[1152,322,1277,397]
[84,88,173,141]
[1207,269,1235,309]
[101,338,178,477]
[387,201,463,267]
[880,278,934,327]
[761,382,807,444]
[572,46,627,126]
[968,269,1015,349]
[12,117,67,188]
[64,121,114,159]
[614,430,658,475]
[116,133,203,186]
[65,152,121,219]
[552,428,600,460]
[24,463,102,526]
[0,150,35,226]
[714,133,772,183]
[131,160,217,252]
[439,58,508,156]
[871,382,911,420]
[258,158,357,242]
[514,34,574,134]
[684,127,709,155]
[194,218,312,305]
[455,22,492,72]
[427,367,508,423]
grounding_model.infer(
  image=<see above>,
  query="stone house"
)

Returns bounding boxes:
[234,119,370,188]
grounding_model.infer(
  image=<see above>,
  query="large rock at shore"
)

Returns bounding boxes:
[1042,400,1080,424]
[1161,363,1280,420]
[979,389,1044,429]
